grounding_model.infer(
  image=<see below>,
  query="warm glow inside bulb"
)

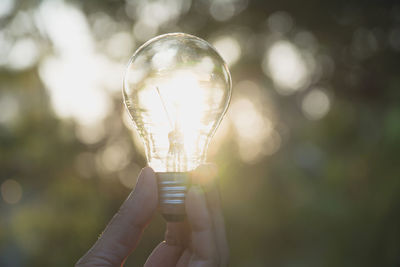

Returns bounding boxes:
[123,33,231,172]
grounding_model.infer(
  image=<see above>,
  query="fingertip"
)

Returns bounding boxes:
[191,163,218,187]
[136,166,157,190]
[123,166,158,223]
[142,166,155,175]
[139,166,156,181]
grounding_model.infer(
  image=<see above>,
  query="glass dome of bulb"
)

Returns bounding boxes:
[123,33,231,172]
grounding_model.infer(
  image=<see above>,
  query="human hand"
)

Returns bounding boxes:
[76,164,229,267]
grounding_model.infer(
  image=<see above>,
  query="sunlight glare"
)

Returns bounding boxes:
[137,70,209,157]
[229,80,280,163]
[75,121,106,144]
[7,37,39,70]
[126,0,191,30]
[262,40,309,95]
[213,36,241,66]
[210,1,235,22]
[106,31,135,60]
[37,1,121,126]
[133,20,158,42]
[101,142,131,173]
[0,0,14,19]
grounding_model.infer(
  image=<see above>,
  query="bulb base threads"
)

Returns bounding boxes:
[156,172,190,222]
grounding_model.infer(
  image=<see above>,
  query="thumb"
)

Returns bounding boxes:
[186,185,218,266]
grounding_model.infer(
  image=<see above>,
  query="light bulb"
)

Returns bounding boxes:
[123,33,232,221]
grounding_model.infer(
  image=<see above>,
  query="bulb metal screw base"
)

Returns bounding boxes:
[156,172,191,222]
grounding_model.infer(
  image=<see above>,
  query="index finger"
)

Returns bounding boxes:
[76,167,158,266]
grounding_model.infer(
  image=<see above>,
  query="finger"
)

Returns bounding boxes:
[186,185,218,266]
[192,164,229,266]
[76,167,158,267]
[144,222,190,267]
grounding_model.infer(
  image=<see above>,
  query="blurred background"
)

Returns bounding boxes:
[1,0,400,266]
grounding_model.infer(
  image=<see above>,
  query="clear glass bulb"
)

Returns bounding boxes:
[123,33,232,173]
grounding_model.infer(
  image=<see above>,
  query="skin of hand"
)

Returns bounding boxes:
[76,164,229,267]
